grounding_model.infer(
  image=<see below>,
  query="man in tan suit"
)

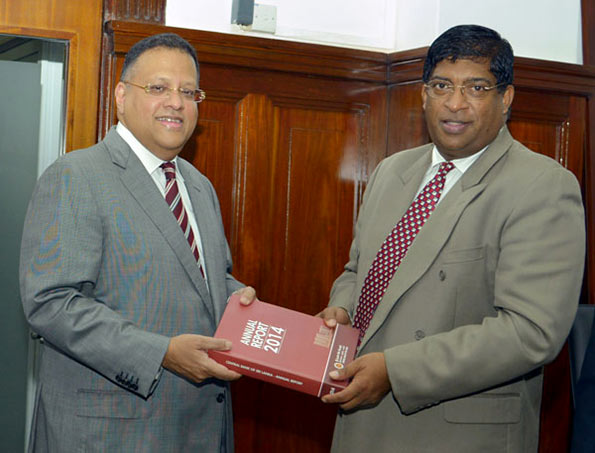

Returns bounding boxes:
[319,25,585,452]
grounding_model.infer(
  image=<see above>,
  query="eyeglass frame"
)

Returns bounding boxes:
[423,80,507,100]
[122,81,206,103]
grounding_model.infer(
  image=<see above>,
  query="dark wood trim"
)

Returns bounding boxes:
[101,20,390,139]
[106,20,389,82]
[387,47,595,91]
[103,0,166,24]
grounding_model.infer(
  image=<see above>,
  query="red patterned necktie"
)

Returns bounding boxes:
[161,162,203,271]
[353,161,455,344]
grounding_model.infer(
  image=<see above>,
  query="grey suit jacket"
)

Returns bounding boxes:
[20,128,243,452]
[329,127,585,453]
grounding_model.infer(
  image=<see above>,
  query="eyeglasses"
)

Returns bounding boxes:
[424,80,505,100]
[123,81,206,103]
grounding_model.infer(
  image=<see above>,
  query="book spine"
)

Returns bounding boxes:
[210,350,321,396]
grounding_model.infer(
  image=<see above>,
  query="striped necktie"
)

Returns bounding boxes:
[353,161,455,345]
[160,162,203,273]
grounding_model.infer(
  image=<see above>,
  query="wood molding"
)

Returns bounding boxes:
[100,19,391,140]
[106,20,389,82]
[387,47,595,91]
[103,0,166,24]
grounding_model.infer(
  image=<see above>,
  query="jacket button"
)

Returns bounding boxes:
[216,393,225,403]
[414,330,426,341]
[438,270,446,281]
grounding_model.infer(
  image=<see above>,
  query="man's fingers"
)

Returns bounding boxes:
[330,358,359,381]
[197,336,232,351]
[316,307,351,327]
[235,286,256,305]
[206,358,242,381]
[323,317,338,328]
[321,383,358,405]
[321,354,390,410]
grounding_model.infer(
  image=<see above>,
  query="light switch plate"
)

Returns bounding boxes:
[252,4,277,34]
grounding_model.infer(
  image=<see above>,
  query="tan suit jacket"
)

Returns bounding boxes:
[329,127,585,452]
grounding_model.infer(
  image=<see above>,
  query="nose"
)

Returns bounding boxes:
[443,86,469,111]
[164,88,184,109]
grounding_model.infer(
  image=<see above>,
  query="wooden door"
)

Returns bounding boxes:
[180,72,386,453]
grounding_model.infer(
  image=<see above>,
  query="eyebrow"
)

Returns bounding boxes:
[151,76,198,87]
[429,76,494,84]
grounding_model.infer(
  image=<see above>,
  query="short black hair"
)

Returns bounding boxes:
[120,33,199,81]
[422,25,513,92]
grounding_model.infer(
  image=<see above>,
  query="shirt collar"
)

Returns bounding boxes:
[430,144,488,175]
[116,122,179,176]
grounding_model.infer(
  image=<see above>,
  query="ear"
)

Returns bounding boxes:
[501,84,514,115]
[421,84,428,111]
[114,82,127,116]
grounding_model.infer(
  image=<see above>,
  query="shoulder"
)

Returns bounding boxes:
[374,143,432,176]
[176,157,219,198]
[504,139,579,189]
[177,157,211,185]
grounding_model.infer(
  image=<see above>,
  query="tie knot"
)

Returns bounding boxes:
[437,161,455,178]
[161,161,176,181]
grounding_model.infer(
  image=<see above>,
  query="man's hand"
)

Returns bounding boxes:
[233,286,257,305]
[321,352,391,411]
[316,306,351,328]
[162,334,241,383]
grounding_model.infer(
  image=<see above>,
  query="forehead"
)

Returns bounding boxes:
[430,58,495,81]
[128,47,198,83]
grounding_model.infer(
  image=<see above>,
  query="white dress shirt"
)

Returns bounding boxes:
[116,122,208,281]
[415,145,488,203]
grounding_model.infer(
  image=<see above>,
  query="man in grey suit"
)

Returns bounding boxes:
[20,33,255,452]
[319,25,585,452]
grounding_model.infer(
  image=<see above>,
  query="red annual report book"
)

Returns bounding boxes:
[209,295,359,397]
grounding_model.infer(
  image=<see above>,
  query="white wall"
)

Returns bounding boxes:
[166,0,583,64]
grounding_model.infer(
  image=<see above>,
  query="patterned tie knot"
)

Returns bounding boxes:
[437,161,455,179]
[161,161,176,182]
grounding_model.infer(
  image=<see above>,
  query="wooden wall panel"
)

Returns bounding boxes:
[180,93,244,238]
[508,91,586,181]
[277,102,366,303]
[387,82,428,154]
[0,0,104,152]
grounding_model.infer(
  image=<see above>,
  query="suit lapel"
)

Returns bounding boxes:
[360,128,513,350]
[178,164,226,318]
[103,129,215,322]
[366,150,432,257]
